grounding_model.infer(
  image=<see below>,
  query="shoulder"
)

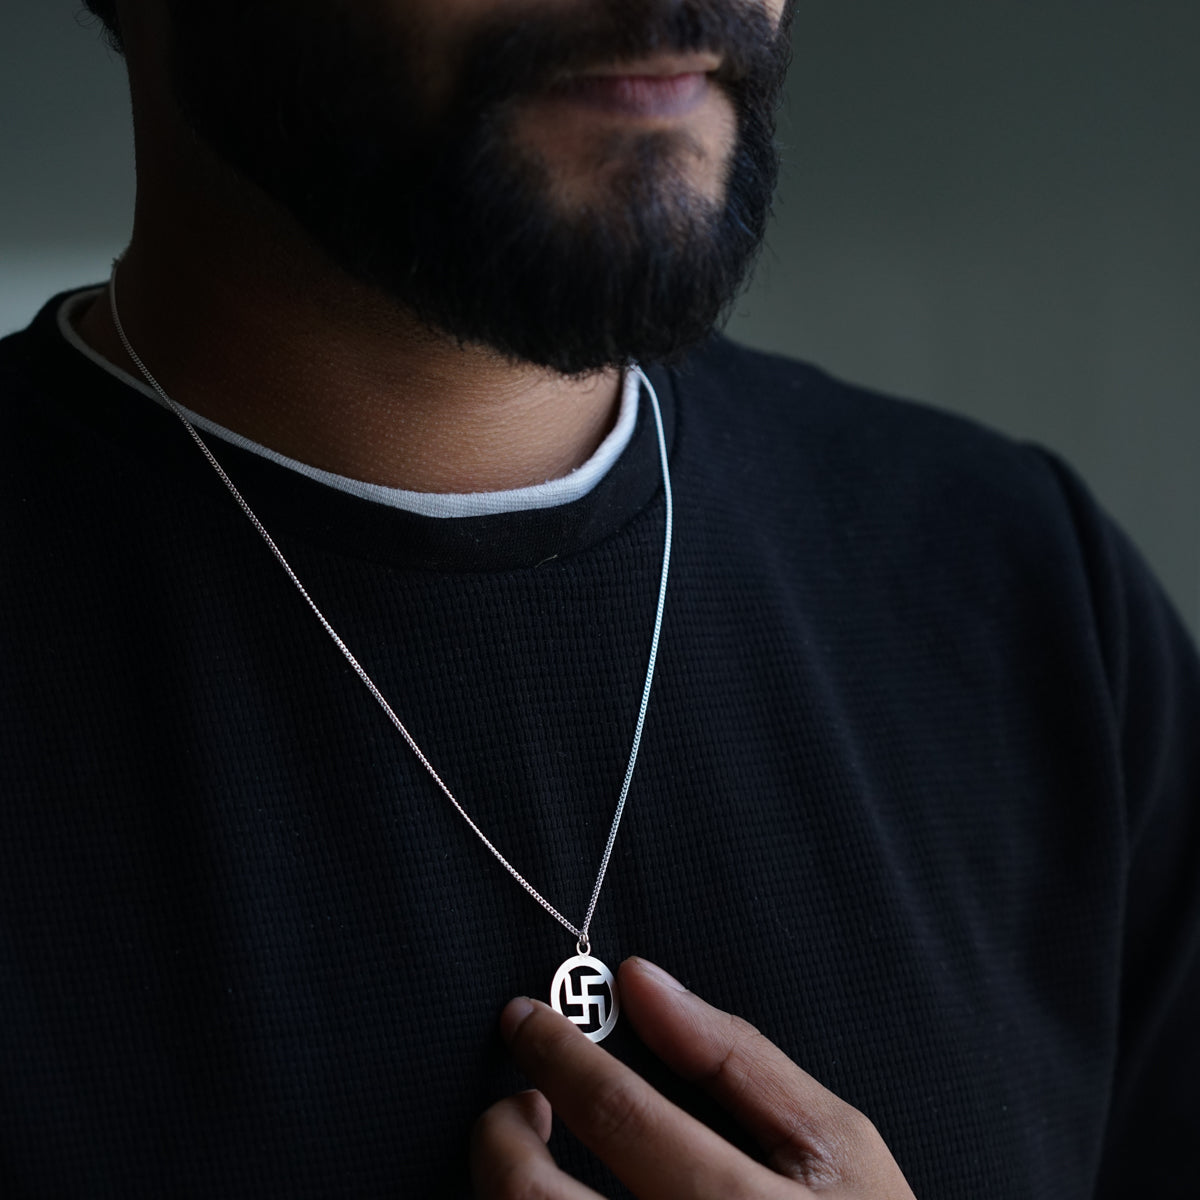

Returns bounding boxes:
[673,334,1200,838]
[0,292,98,454]
[0,314,79,486]
[668,335,1197,713]
[673,334,1044,476]
[0,317,45,418]
[667,334,1069,551]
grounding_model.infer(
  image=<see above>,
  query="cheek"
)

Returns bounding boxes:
[347,0,492,106]
[761,0,789,31]
[688,89,739,195]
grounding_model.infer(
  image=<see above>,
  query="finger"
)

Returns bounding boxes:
[501,997,791,1200]
[470,1089,603,1200]
[617,959,881,1186]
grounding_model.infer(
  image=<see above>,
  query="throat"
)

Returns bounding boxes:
[73,274,625,496]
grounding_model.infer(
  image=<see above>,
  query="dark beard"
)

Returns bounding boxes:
[166,0,792,373]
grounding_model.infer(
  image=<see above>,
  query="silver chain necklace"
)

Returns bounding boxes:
[107,270,672,1042]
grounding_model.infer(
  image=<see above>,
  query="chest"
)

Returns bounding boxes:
[1,533,1121,1197]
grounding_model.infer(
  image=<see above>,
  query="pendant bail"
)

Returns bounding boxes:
[576,934,590,957]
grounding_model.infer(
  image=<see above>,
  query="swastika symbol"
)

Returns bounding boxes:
[558,968,610,1029]
[550,955,620,1042]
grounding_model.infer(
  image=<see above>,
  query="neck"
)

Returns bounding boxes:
[76,173,622,497]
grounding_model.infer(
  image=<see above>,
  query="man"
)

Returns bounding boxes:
[1,0,1197,1195]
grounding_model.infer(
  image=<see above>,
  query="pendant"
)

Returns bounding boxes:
[550,953,620,1043]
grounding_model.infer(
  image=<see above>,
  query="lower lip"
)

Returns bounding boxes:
[550,72,710,119]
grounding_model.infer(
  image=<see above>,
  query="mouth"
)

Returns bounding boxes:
[547,54,723,119]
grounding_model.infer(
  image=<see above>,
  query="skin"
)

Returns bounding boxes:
[78,2,912,1189]
[76,0,778,493]
[474,958,917,1198]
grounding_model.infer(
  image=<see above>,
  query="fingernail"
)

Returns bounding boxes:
[632,957,688,992]
[499,996,536,1043]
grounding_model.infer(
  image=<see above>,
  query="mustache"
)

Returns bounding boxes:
[451,0,792,112]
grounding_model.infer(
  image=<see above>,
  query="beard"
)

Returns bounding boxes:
[165,0,792,374]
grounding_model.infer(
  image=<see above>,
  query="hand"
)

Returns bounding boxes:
[471,957,917,1198]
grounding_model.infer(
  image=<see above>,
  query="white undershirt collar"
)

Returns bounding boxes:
[57,288,641,519]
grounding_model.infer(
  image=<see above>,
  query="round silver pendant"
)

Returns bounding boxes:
[550,954,620,1042]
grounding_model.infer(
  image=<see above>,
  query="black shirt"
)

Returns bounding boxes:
[2,292,1198,1197]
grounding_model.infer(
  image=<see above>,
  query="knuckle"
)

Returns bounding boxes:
[585,1077,654,1146]
[514,1006,576,1068]
[769,1114,842,1187]
[770,1100,882,1186]
[727,1012,764,1042]
[718,1012,767,1064]
[812,1104,885,1184]
[834,1103,882,1156]
[700,1014,764,1091]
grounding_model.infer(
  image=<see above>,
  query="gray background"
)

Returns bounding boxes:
[3,1,1198,634]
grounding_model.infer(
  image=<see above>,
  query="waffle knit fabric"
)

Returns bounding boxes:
[2,292,1198,1198]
